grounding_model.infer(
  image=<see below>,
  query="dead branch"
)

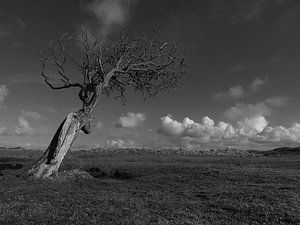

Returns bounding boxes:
[40,30,185,110]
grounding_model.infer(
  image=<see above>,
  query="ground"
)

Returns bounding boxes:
[0,148,299,225]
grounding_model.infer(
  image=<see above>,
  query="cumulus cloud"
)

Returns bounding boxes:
[224,102,272,121]
[0,84,9,107]
[237,116,268,136]
[158,114,300,149]
[224,96,288,121]
[158,115,191,137]
[106,138,136,148]
[115,112,146,128]
[21,110,44,120]
[254,123,300,144]
[158,115,235,148]
[82,0,136,37]
[159,95,292,149]
[14,117,34,136]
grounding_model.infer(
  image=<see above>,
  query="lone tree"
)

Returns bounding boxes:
[24,31,185,179]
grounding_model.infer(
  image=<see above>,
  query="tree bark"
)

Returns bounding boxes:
[24,112,84,178]
[24,69,115,179]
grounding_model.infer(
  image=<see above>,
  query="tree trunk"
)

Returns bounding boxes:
[24,112,84,179]
[23,69,114,179]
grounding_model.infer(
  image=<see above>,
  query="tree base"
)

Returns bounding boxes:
[24,112,81,179]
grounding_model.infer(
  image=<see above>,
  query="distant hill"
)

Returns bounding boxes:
[0,146,24,150]
[248,147,300,156]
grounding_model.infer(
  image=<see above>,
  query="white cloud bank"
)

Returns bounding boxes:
[158,114,300,149]
[115,112,146,128]
[159,95,298,149]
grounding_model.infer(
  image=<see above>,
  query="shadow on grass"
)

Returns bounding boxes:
[0,157,32,163]
[86,167,136,180]
[0,163,23,176]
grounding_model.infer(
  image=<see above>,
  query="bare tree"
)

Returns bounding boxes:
[24,31,185,178]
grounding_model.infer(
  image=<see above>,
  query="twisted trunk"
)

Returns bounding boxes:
[23,112,86,178]
[23,69,117,179]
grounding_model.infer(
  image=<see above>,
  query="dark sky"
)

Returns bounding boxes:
[1,0,300,150]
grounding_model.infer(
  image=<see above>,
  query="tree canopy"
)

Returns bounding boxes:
[40,31,186,111]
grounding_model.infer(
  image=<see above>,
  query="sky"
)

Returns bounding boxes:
[1,0,300,150]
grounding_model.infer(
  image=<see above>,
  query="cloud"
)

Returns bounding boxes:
[21,110,44,120]
[0,84,9,107]
[14,117,34,136]
[254,123,300,144]
[0,30,11,41]
[211,0,288,24]
[214,77,268,100]
[115,112,146,128]
[224,96,288,121]
[214,85,245,100]
[224,102,272,121]
[250,77,268,92]
[44,106,60,114]
[96,121,103,129]
[82,0,136,37]
[0,12,26,46]
[237,116,268,136]
[2,111,47,137]
[264,96,289,107]
[1,109,42,137]
[159,94,292,149]
[229,64,253,73]
[106,138,136,148]
[158,114,300,149]
[0,126,10,136]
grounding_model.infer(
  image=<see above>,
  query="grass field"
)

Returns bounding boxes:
[0,148,299,225]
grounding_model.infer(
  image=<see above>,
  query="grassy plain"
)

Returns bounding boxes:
[0,148,299,225]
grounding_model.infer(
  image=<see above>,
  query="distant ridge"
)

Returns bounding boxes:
[248,146,300,156]
[0,146,24,150]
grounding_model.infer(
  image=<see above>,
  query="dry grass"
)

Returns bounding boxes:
[0,148,299,225]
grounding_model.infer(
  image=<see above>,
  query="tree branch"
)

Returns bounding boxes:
[40,58,84,91]
[40,30,185,110]
[41,71,83,90]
